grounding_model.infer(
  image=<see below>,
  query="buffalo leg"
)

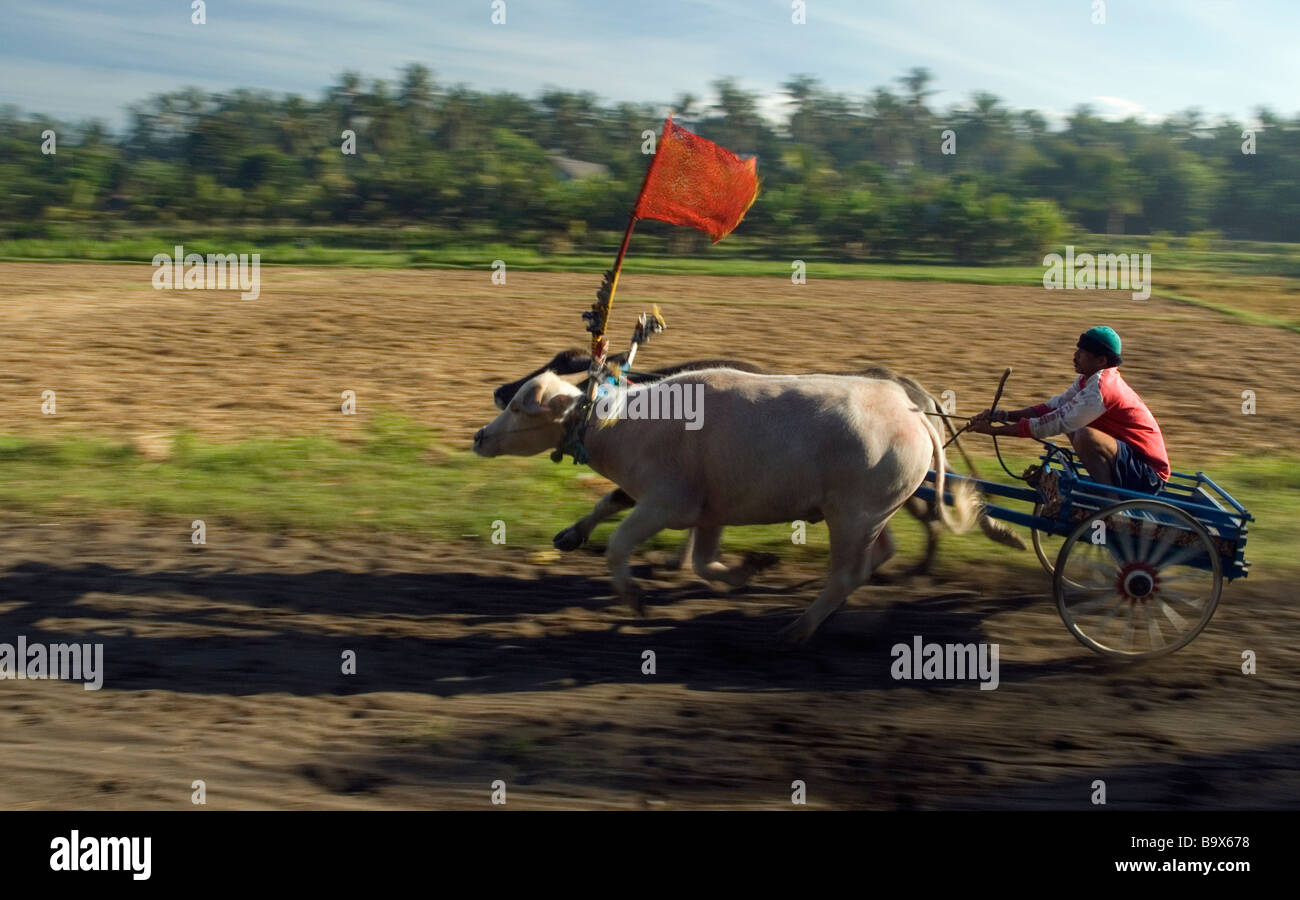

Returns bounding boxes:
[663,528,696,571]
[862,525,898,581]
[782,512,890,643]
[606,502,676,615]
[689,525,777,588]
[901,494,941,575]
[553,488,637,551]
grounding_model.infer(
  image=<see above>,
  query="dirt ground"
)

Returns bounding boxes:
[2,263,1297,459]
[0,264,1297,809]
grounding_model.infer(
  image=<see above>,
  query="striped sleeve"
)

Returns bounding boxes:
[1017,374,1106,439]
[1039,379,1081,413]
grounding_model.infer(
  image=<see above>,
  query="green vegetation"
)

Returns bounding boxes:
[1157,291,1300,334]
[0,412,586,539]
[0,224,1051,281]
[0,416,1294,576]
[3,225,1297,286]
[9,66,1299,265]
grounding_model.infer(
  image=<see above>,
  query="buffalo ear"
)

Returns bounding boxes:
[547,392,578,422]
[518,381,545,415]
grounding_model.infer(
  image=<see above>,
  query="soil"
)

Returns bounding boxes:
[0,264,1296,809]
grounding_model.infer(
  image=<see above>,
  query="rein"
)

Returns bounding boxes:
[986,367,1020,481]
[921,368,1067,483]
[921,407,1067,484]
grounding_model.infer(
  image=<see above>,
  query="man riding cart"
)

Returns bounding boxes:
[968,326,1169,495]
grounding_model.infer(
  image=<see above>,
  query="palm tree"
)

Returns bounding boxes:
[899,67,936,166]
[782,74,819,140]
[399,64,437,138]
[708,78,764,156]
[671,91,700,128]
[327,71,363,134]
[866,88,908,169]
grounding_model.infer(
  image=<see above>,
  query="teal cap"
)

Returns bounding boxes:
[1079,326,1122,364]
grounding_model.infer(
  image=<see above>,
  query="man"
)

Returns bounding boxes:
[968,326,1169,493]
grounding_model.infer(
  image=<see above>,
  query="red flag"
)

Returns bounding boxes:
[634,117,759,242]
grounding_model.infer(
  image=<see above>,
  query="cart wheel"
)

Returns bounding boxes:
[1054,499,1222,659]
[1032,503,1092,591]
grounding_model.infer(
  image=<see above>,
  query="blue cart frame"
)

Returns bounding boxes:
[915,441,1253,659]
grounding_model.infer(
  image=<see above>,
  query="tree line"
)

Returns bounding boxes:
[1,65,1294,262]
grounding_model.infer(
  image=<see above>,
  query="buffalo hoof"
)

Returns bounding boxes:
[661,550,689,571]
[620,586,646,616]
[777,615,816,646]
[553,526,585,552]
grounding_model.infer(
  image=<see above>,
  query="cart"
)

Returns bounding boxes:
[915,439,1252,660]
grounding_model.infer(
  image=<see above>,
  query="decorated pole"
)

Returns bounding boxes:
[582,115,760,399]
[600,211,637,342]
[582,156,661,393]
[598,204,644,342]
[553,116,759,464]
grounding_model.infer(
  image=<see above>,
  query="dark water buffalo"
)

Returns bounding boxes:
[492,348,764,411]
[492,349,1025,572]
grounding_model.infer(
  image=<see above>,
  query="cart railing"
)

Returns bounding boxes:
[915,457,1252,581]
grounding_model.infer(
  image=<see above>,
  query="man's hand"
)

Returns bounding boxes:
[970,408,1008,425]
[968,419,1016,436]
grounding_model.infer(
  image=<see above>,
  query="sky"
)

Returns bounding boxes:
[0,0,1292,131]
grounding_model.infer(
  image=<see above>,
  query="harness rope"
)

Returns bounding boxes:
[550,395,596,464]
[549,362,635,464]
[920,408,1073,484]
[919,366,1078,485]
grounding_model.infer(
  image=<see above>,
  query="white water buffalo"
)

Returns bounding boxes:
[494,351,1024,572]
[473,368,980,642]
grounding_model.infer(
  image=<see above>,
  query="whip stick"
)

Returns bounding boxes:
[943,366,1013,450]
[990,366,1012,416]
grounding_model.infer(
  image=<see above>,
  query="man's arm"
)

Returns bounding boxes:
[1016,374,1106,439]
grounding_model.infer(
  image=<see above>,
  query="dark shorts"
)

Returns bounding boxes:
[1112,439,1164,495]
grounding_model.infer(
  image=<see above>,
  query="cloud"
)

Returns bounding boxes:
[1,0,1295,130]
[1090,96,1166,124]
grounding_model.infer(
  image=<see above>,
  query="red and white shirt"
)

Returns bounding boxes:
[1016,367,1170,480]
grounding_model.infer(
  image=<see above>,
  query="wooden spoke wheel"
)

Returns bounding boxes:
[1054,500,1222,659]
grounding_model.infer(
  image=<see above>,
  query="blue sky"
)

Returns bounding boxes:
[0,0,1292,130]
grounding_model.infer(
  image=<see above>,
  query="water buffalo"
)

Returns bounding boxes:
[493,350,1025,572]
[474,368,981,641]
